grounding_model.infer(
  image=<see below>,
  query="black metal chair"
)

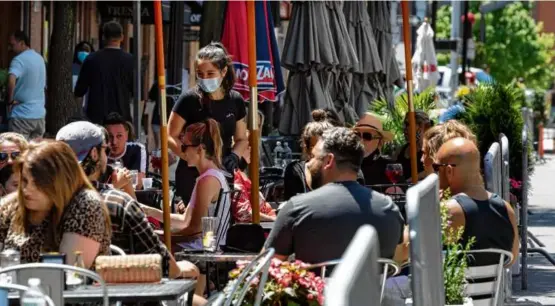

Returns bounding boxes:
[366,183,413,223]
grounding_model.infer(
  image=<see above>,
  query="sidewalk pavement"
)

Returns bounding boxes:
[510,154,555,305]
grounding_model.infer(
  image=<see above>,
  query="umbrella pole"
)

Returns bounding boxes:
[247,0,260,224]
[154,0,172,248]
[401,1,418,184]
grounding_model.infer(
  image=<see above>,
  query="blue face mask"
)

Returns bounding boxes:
[198,77,222,93]
[77,51,89,63]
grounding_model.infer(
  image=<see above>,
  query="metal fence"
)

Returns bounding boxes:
[326,225,381,306]
[484,142,502,196]
[406,174,444,306]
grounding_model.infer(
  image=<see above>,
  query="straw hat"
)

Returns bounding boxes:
[354,113,394,142]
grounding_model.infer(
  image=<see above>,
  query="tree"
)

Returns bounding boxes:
[46,2,79,136]
[435,2,555,90]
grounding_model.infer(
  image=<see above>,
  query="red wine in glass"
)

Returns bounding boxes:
[385,164,404,184]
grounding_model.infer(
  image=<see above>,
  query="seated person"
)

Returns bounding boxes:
[354,113,395,186]
[233,143,276,222]
[0,132,28,170]
[265,127,404,264]
[393,110,432,181]
[421,120,477,176]
[140,119,231,249]
[104,112,147,189]
[0,165,19,196]
[0,141,111,267]
[283,112,335,200]
[56,121,202,280]
[436,138,518,266]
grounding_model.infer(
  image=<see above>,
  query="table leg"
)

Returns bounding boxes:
[205,262,211,298]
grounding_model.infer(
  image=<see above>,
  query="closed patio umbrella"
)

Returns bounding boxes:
[324,1,359,125]
[412,21,439,92]
[368,1,402,108]
[344,1,383,117]
[279,1,339,135]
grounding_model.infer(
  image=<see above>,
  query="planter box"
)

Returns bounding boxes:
[405,297,473,306]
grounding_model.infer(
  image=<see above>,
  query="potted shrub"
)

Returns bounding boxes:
[460,83,534,183]
[441,190,475,306]
[371,88,437,156]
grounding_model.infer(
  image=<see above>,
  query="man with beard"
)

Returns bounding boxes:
[264,127,404,264]
[56,122,207,295]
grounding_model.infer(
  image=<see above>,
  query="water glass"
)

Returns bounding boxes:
[142,178,153,190]
[202,217,218,252]
[130,170,139,189]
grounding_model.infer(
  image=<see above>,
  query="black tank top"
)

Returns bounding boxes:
[453,193,514,266]
[396,144,424,181]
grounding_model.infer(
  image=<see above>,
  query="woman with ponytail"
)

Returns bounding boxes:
[141,119,231,249]
[168,42,248,204]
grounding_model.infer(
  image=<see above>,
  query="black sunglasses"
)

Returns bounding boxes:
[432,163,457,172]
[0,151,20,162]
[355,132,382,142]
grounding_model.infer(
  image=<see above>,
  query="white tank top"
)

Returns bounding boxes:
[190,168,231,246]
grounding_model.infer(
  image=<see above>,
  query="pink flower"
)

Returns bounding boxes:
[307,294,314,300]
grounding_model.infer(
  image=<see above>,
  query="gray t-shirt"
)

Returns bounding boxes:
[265,181,404,264]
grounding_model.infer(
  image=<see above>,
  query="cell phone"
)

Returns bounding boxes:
[39,253,66,264]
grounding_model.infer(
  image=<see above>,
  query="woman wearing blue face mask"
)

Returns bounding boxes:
[72,41,94,112]
[168,42,248,204]
[72,41,94,82]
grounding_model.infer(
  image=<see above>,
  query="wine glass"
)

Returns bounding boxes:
[385,164,404,185]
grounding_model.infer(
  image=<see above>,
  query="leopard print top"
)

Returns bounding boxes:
[0,189,111,263]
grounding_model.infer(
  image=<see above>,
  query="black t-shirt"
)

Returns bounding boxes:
[361,155,393,186]
[265,181,404,263]
[108,142,148,173]
[74,48,134,124]
[172,89,247,156]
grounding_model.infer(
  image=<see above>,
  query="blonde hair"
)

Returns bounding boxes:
[182,119,223,169]
[12,141,111,250]
[423,120,477,160]
[0,133,29,152]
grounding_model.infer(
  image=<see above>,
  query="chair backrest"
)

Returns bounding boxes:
[326,225,381,306]
[223,248,275,306]
[464,249,514,306]
[0,263,109,306]
[110,244,127,256]
[214,189,242,248]
[0,282,55,306]
[484,142,502,195]
[406,174,445,306]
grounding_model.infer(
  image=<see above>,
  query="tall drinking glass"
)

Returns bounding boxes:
[130,170,139,189]
[202,217,218,252]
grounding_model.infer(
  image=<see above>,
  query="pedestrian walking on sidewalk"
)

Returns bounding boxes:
[6,31,46,140]
[75,21,134,125]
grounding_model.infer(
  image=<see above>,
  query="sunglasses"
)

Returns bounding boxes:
[355,132,382,142]
[0,151,20,162]
[432,163,457,172]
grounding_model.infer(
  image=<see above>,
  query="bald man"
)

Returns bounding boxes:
[436,138,519,266]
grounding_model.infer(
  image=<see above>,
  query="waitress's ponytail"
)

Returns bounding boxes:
[204,119,223,169]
